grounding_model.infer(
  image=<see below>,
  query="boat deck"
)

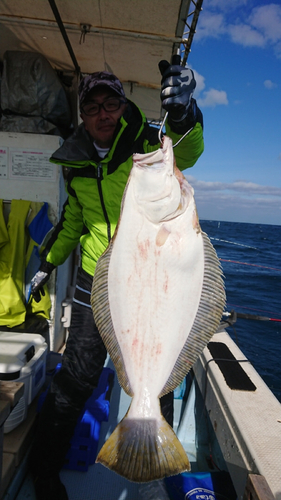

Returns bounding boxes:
[6,331,280,500]
[12,359,195,500]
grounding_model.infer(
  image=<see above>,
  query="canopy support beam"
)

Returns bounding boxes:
[48,0,80,75]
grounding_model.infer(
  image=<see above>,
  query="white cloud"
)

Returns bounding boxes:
[250,4,281,43]
[186,176,281,197]
[185,176,281,224]
[264,79,278,89]
[228,23,265,47]
[193,70,206,95]
[196,3,281,58]
[195,13,225,40]
[230,181,281,196]
[192,67,228,109]
[197,89,228,107]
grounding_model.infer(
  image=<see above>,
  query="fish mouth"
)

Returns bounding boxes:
[134,148,168,171]
[133,136,174,175]
[141,191,174,203]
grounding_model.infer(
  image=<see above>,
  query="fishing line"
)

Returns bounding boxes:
[219,259,281,272]
[210,238,281,271]
[210,237,257,250]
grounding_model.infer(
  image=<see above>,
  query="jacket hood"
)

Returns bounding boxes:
[50,100,146,166]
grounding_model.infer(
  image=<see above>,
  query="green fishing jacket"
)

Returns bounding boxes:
[42,100,204,277]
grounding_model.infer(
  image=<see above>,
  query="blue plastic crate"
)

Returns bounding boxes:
[64,367,114,471]
[37,363,114,472]
[64,441,92,472]
[64,413,102,471]
[165,471,237,500]
[84,367,114,421]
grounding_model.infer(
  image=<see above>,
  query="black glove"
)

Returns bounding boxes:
[30,270,51,303]
[159,60,196,121]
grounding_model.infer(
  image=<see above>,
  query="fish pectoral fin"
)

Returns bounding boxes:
[156,224,171,247]
[96,415,190,482]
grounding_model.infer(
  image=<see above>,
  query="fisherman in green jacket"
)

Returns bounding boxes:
[30,65,204,500]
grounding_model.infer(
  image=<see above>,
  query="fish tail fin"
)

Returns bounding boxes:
[96,414,190,482]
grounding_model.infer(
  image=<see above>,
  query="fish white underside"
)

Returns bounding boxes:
[108,174,204,420]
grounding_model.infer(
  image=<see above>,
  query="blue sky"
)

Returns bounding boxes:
[183,0,281,225]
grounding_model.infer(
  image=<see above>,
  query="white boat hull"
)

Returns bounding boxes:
[193,329,281,500]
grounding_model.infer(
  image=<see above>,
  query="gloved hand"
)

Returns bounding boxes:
[159,60,196,121]
[30,270,51,303]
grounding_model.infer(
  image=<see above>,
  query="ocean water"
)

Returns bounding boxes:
[200,220,281,403]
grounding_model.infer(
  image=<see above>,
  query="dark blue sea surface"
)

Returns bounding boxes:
[200,220,281,403]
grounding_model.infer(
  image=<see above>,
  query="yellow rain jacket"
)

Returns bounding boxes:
[0,200,52,327]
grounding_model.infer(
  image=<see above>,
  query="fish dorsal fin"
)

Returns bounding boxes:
[159,231,225,397]
[91,242,133,397]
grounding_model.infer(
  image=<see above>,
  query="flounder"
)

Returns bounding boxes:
[91,135,225,482]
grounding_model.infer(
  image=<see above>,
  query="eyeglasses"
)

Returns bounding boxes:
[81,97,127,116]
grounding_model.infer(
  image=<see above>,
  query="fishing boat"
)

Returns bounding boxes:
[0,1,280,499]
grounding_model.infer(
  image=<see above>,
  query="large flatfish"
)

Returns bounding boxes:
[91,135,225,482]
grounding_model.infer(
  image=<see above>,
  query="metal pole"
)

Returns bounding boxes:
[48,0,80,75]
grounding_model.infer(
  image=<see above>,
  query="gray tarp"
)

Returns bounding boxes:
[0,51,72,136]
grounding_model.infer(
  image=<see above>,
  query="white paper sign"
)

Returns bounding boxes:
[9,148,55,181]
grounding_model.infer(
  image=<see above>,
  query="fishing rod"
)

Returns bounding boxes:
[223,310,281,324]
[218,259,281,322]
[158,51,194,146]
[158,1,204,144]
[219,310,281,348]
[158,51,195,147]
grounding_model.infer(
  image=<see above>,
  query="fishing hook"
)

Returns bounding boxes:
[158,111,194,148]
[158,112,168,144]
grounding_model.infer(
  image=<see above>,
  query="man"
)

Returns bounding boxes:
[30,64,204,499]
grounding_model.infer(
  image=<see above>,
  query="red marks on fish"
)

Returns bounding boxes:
[132,336,139,349]
[155,343,162,355]
[163,273,169,294]
[138,239,150,260]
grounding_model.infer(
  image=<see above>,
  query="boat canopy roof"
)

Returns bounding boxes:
[0,0,202,120]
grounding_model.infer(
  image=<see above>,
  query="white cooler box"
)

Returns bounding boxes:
[0,332,48,433]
